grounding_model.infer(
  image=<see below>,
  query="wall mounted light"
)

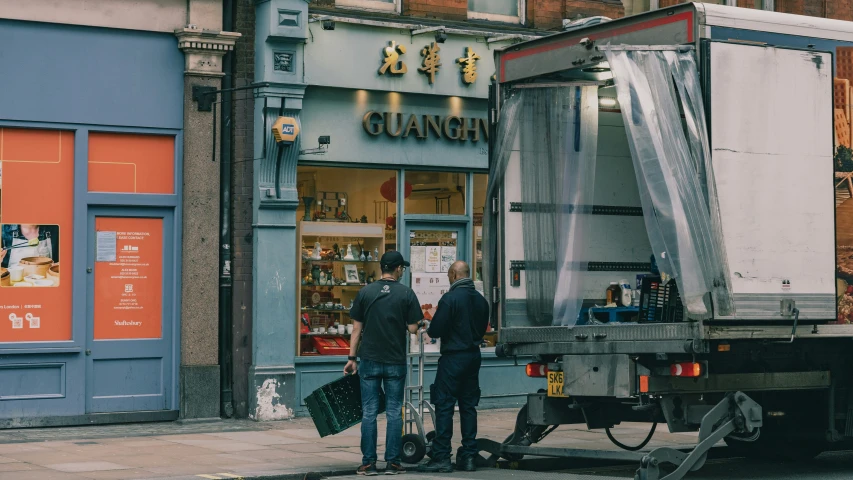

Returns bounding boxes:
[322,19,335,30]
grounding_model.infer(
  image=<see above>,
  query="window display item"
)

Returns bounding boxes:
[303,196,315,222]
[344,244,356,260]
[311,336,350,355]
[606,282,622,306]
[344,264,360,284]
[360,251,366,262]
[374,247,379,260]
[312,241,322,260]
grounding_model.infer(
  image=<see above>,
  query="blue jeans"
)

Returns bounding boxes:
[360,358,406,466]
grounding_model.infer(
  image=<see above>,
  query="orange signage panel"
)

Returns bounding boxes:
[0,128,74,342]
[94,217,163,340]
[88,132,175,194]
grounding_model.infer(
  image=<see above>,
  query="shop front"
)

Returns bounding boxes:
[247,7,542,416]
[0,9,237,425]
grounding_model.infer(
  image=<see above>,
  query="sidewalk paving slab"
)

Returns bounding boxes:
[0,408,698,480]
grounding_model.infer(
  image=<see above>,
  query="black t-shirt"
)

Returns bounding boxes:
[350,279,423,365]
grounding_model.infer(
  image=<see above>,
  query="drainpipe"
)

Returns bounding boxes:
[219,0,235,418]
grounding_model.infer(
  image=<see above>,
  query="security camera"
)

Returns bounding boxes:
[322,20,335,30]
[300,136,331,156]
[434,30,447,43]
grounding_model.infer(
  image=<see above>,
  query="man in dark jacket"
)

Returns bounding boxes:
[418,261,489,473]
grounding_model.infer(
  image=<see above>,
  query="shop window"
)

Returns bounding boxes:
[88,133,175,194]
[403,171,467,216]
[296,166,399,357]
[468,0,523,23]
[0,128,74,342]
[336,0,398,13]
[472,174,487,282]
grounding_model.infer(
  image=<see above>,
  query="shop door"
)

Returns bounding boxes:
[85,208,175,413]
[404,223,467,317]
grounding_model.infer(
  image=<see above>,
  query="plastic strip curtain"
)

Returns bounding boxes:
[483,92,522,309]
[483,86,599,327]
[551,87,600,326]
[604,47,734,318]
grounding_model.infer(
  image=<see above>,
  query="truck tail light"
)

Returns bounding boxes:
[639,375,649,393]
[526,363,548,377]
[670,362,703,378]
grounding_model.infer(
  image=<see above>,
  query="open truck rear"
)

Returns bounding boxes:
[485,3,853,479]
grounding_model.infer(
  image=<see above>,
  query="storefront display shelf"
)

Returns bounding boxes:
[298,221,385,357]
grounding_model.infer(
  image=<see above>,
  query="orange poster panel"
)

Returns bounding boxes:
[88,132,175,194]
[94,217,163,340]
[0,128,74,342]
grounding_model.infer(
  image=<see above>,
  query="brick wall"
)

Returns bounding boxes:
[309,0,624,28]
[230,0,255,420]
[404,0,467,21]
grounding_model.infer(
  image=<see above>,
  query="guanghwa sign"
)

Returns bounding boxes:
[362,111,488,142]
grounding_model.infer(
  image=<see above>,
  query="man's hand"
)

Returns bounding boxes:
[344,360,358,375]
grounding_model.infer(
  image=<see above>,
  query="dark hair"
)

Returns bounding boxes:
[381,264,397,274]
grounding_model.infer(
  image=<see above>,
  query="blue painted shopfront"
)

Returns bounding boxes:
[0,20,184,425]
[250,0,541,418]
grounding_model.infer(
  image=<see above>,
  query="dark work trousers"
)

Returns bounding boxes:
[430,349,482,461]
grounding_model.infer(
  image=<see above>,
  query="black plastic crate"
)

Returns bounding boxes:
[304,373,386,437]
[638,275,684,323]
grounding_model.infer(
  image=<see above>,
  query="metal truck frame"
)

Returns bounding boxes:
[487,4,853,479]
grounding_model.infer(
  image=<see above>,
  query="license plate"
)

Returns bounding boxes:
[547,371,567,397]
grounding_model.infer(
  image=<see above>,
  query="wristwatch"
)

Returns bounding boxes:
[347,356,357,361]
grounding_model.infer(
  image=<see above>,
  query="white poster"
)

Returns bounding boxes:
[425,246,441,273]
[410,246,426,273]
[412,273,450,321]
[440,246,457,273]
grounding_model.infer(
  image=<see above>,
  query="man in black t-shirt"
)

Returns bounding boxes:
[345,251,423,476]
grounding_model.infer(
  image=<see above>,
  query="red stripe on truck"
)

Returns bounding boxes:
[500,11,695,82]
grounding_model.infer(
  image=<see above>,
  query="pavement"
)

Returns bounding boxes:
[0,408,701,480]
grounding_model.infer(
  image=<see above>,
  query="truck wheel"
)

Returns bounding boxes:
[401,434,426,464]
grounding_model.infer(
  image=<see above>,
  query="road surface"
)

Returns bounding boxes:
[330,450,853,479]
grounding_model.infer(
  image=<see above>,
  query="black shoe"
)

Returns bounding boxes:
[456,455,477,472]
[417,458,453,473]
[384,463,406,475]
[357,463,379,476]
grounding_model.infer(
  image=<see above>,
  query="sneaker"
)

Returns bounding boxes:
[357,463,379,476]
[384,463,406,475]
[417,458,453,473]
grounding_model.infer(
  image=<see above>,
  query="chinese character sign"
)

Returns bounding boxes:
[379,41,407,75]
[419,42,442,85]
[457,47,481,85]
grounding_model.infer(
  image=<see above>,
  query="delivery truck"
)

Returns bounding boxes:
[485,3,853,479]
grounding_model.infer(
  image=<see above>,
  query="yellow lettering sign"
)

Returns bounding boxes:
[457,47,481,85]
[419,42,442,85]
[379,41,407,76]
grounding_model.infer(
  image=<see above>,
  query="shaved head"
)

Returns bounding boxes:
[450,261,469,277]
[448,261,470,284]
